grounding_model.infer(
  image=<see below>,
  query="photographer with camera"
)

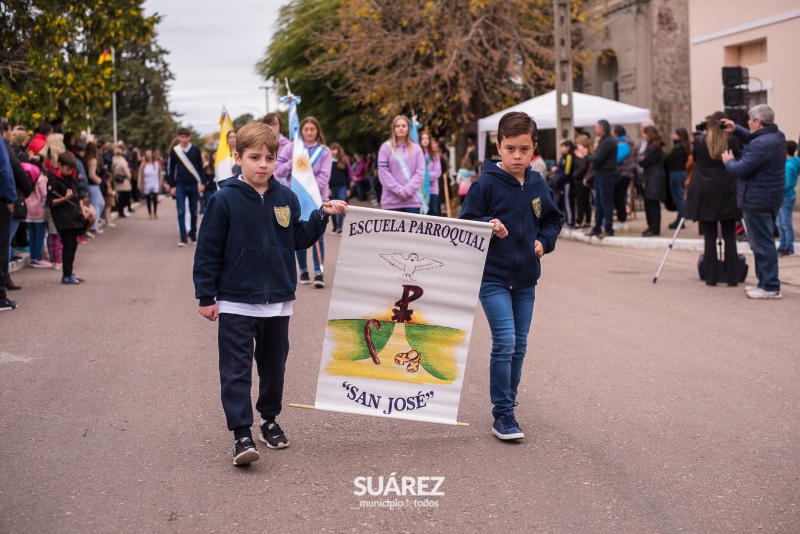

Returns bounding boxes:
[720,104,786,299]
[685,112,741,287]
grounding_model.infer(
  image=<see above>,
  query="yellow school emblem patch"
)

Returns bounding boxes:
[532,197,542,217]
[274,206,291,227]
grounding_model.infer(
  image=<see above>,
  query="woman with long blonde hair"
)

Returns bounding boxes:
[377,115,426,213]
[685,111,742,286]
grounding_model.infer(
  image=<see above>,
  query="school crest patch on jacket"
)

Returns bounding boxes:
[274,206,290,227]
[532,197,541,217]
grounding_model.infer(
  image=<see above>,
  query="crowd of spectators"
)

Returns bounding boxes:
[0,119,165,311]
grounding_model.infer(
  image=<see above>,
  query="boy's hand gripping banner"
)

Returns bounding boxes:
[313,207,492,425]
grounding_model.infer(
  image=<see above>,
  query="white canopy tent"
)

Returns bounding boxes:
[477,91,651,161]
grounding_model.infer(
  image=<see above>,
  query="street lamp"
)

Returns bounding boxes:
[259,84,273,114]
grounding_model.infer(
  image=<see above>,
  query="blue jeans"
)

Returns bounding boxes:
[87,184,105,231]
[593,174,616,234]
[479,280,536,418]
[669,171,686,220]
[27,222,47,261]
[391,207,421,214]
[297,234,324,274]
[776,194,795,252]
[330,185,348,230]
[743,210,780,292]
[8,219,20,259]
[428,193,439,216]
[175,184,199,241]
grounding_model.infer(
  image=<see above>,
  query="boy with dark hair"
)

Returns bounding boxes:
[46,151,86,285]
[193,122,347,466]
[460,111,563,441]
[167,127,204,247]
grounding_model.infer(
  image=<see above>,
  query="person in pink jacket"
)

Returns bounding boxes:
[22,162,52,268]
[419,130,442,216]
[377,116,426,213]
[273,116,332,288]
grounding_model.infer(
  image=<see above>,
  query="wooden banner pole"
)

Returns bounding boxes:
[288,403,470,427]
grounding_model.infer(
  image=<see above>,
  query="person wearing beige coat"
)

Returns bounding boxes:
[111,148,132,217]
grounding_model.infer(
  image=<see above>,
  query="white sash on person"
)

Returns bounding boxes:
[389,144,428,214]
[173,147,202,184]
[309,145,324,168]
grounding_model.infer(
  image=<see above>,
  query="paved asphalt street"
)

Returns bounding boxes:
[1,199,798,533]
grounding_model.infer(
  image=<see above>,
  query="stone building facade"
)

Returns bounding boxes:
[580,0,691,140]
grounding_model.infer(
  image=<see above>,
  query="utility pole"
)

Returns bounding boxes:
[259,84,272,115]
[111,46,118,144]
[554,0,574,142]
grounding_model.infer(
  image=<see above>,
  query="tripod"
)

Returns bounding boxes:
[653,217,685,284]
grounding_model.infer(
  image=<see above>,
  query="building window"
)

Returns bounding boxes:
[596,49,618,101]
[724,38,767,66]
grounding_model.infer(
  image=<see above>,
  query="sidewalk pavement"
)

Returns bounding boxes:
[8,200,141,274]
[559,203,800,287]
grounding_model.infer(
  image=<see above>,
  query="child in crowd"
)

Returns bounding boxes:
[46,151,87,284]
[22,162,52,268]
[193,122,347,466]
[460,111,563,441]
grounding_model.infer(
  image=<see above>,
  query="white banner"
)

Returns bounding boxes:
[313,207,493,425]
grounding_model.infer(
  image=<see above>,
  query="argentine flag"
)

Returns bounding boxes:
[279,94,322,220]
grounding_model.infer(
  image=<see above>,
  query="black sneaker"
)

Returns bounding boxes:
[259,420,289,449]
[0,298,18,311]
[313,274,324,288]
[299,272,311,285]
[233,436,260,465]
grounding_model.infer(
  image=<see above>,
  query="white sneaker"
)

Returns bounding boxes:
[746,287,782,299]
[108,222,117,228]
[178,240,187,247]
[95,228,104,234]
[744,285,757,292]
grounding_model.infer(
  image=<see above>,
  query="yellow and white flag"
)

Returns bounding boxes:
[214,108,235,182]
[313,207,492,425]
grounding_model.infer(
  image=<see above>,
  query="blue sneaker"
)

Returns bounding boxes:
[492,413,524,440]
[61,275,80,285]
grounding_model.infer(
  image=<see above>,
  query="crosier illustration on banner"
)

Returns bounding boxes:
[312,206,493,425]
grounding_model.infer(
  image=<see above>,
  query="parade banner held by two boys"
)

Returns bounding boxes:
[312,207,493,425]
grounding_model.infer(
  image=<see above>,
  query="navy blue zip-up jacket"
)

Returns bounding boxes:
[193,177,328,306]
[725,124,786,212]
[460,159,563,288]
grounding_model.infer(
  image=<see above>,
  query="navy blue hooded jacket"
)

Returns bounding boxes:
[460,159,563,289]
[193,177,328,307]
[725,124,786,212]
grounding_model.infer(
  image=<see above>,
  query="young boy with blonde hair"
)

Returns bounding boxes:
[193,122,347,465]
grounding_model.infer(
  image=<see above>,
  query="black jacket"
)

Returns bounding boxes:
[193,177,328,306]
[639,144,667,201]
[587,134,618,176]
[46,170,84,231]
[685,134,741,222]
[460,159,563,289]
[167,145,204,188]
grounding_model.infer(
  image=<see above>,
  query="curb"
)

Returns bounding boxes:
[9,201,141,274]
[559,228,799,255]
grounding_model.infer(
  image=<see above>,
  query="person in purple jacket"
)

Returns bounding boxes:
[262,113,291,185]
[420,130,442,216]
[274,116,332,288]
[377,116,426,213]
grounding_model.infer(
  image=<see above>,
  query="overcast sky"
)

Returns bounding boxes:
[144,0,292,135]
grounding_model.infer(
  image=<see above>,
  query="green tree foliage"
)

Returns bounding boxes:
[257,0,378,150]
[92,32,179,152]
[232,113,255,131]
[0,0,163,133]
[258,0,590,146]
